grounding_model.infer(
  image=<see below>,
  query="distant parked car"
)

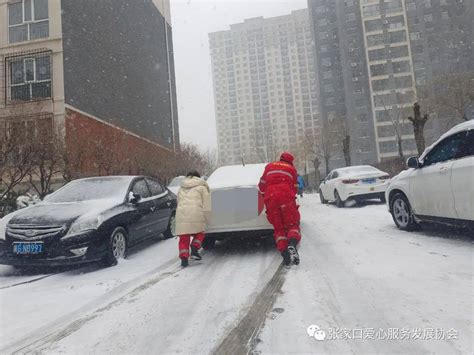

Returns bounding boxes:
[204,164,273,248]
[319,165,390,207]
[167,176,185,195]
[387,120,474,231]
[0,176,177,267]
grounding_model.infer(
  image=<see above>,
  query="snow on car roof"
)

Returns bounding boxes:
[75,176,137,183]
[335,165,381,176]
[207,163,267,189]
[420,120,474,160]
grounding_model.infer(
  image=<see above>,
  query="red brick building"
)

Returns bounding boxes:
[0,0,178,182]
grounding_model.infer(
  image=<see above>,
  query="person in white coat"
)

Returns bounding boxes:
[175,171,211,267]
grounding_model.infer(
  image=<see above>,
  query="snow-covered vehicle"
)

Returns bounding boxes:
[167,176,185,195]
[0,176,177,267]
[16,193,41,209]
[387,120,474,231]
[319,165,390,207]
[204,164,273,247]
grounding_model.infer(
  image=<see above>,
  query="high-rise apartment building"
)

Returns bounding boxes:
[309,0,473,164]
[359,0,419,160]
[308,0,378,167]
[209,10,321,168]
[0,0,179,177]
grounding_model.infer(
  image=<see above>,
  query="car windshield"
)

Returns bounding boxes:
[45,178,130,203]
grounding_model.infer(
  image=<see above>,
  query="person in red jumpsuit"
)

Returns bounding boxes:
[258,152,301,266]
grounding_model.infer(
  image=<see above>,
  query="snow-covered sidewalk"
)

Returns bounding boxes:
[257,194,473,354]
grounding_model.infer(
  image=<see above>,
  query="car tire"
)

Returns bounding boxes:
[390,193,418,231]
[334,190,344,208]
[319,190,328,204]
[202,236,216,250]
[104,227,128,267]
[163,213,176,239]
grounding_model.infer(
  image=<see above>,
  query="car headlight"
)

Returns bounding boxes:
[63,216,103,239]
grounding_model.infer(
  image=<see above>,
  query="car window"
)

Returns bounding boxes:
[423,132,466,166]
[333,171,339,178]
[146,178,165,196]
[457,130,474,159]
[131,179,151,198]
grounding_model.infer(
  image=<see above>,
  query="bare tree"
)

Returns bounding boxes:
[316,116,347,176]
[0,122,35,216]
[28,126,64,198]
[407,102,431,156]
[379,95,409,165]
[419,72,474,124]
[318,128,332,177]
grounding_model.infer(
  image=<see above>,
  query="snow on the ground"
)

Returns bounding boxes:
[0,193,472,354]
[257,194,473,354]
[15,239,279,354]
[0,236,279,354]
[0,237,179,348]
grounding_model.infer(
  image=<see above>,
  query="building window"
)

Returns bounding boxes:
[363,4,380,17]
[441,11,450,20]
[424,14,433,22]
[406,3,416,11]
[8,0,49,43]
[410,32,422,41]
[6,51,52,103]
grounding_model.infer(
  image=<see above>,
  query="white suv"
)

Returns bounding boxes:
[386,120,474,231]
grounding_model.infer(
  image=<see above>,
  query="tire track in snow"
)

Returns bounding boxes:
[1,256,180,355]
[0,273,58,289]
[213,263,286,355]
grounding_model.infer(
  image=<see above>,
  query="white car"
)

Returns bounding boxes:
[167,176,185,195]
[386,120,474,231]
[319,165,390,207]
[204,163,273,247]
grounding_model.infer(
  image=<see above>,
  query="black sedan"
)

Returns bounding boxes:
[0,176,177,267]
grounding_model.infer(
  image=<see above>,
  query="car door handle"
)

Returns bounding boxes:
[439,167,449,174]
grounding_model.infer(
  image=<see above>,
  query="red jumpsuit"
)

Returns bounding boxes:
[258,159,301,252]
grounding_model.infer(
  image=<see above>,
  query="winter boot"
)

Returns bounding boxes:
[288,239,300,265]
[281,249,291,267]
[190,245,202,260]
[181,258,189,268]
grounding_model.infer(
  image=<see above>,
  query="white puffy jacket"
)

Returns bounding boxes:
[175,177,211,235]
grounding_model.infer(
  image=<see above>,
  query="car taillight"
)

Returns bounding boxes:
[342,179,359,184]
[379,175,390,180]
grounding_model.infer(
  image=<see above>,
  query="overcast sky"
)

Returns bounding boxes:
[171,0,308,151]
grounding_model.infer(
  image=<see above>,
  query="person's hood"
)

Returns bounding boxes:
[181,177,208,190]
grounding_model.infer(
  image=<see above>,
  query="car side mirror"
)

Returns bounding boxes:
[129,192,141,204]
[407,156,420,169]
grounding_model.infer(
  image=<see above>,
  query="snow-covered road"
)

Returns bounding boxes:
[0,194,472,354]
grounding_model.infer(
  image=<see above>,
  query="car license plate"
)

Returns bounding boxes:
[362,178,376,184]
[13,242,44,255]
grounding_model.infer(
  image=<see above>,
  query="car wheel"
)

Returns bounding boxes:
[163,213,176,239]
[105,227,128,266]
[319,190,328,204]
[390,193,418,231]
[202,236,216,250]
[334,190,344,208]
